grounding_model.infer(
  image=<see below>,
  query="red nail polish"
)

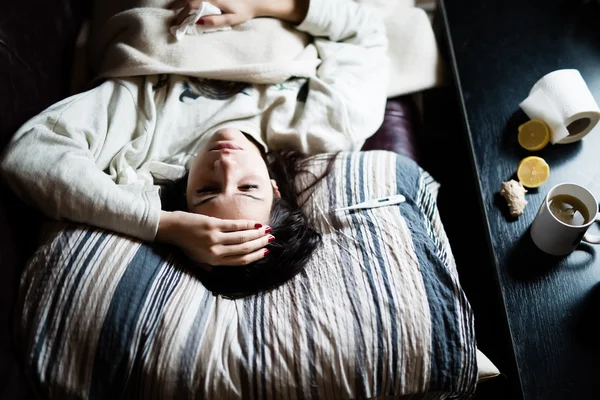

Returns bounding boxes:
[264,249,270,256]
[254,223,262,228]
[265,226,272,234]
[268,236,275,243]
[196,18,205,25]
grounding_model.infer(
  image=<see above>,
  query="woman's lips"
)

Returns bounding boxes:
[211,142,242,151]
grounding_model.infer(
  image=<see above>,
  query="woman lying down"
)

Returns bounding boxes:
[0,0,388,298]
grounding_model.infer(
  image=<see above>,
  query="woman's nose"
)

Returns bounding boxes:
[214,155,238,179]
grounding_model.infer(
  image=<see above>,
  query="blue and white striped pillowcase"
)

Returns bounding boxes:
[16,150,478,399]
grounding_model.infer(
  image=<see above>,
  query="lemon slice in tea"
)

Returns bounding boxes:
[518,120,550,151]
[517,156,550,188]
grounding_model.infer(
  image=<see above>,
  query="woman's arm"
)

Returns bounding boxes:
[0,81,270,265]
[188,0,388,155]
[267,0,389,154]
[0,81,162,241]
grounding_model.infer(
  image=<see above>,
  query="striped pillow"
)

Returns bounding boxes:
[16,151,478,399]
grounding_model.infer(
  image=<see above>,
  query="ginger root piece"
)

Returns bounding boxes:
[500,180,528,217]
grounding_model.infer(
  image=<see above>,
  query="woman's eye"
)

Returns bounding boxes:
[196,187,217,194]
[239,184,259,190]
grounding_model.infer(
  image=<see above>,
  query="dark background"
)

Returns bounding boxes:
[427,0,600,399]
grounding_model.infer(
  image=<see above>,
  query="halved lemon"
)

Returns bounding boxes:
[516,156,550,188]
[518,120,550,151]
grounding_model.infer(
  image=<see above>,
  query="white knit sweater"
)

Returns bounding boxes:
[0,0,388,242]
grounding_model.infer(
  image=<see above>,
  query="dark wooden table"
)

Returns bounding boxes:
[438,0,600,399]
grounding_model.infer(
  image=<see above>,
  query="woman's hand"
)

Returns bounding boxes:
[156,210,273,270]
[171,0,309,28]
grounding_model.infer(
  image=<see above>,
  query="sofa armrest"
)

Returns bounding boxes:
[361,94,422,163]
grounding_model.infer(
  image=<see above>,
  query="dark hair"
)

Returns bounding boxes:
[160,149,336,299]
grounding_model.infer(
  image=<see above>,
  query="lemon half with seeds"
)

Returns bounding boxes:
[518,120,550,151]
[517,156,550,188]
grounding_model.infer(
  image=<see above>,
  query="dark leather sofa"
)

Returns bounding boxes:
[0,1,422,397]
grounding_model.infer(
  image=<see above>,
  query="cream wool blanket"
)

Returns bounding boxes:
[89,6,320,84]
[87,0,443,97]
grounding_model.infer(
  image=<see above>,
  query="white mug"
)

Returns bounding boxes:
[530,183,600,256]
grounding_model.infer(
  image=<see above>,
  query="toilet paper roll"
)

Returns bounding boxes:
[519,69,600,144]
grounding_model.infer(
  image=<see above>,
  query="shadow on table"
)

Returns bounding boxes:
[505,229,596,281]
[572,283,600,359]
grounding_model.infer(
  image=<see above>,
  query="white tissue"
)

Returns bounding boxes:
[519,69,600,144]
[170,2,231,41]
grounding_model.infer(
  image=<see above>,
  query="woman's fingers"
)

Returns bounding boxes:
[200,13,242,28]
[171,0,205,25]
[218,234,275,256]
[220,248,271,266]
[219,225,272,245]
[217,219,265,232]
[170,0,245,28]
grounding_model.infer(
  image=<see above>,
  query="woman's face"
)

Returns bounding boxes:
[187,128,278,223]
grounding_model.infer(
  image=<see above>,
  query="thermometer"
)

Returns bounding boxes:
[335,194,406,212]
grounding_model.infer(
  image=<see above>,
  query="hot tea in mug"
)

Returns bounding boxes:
[548,194,590,226]
[530,183,600,256]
